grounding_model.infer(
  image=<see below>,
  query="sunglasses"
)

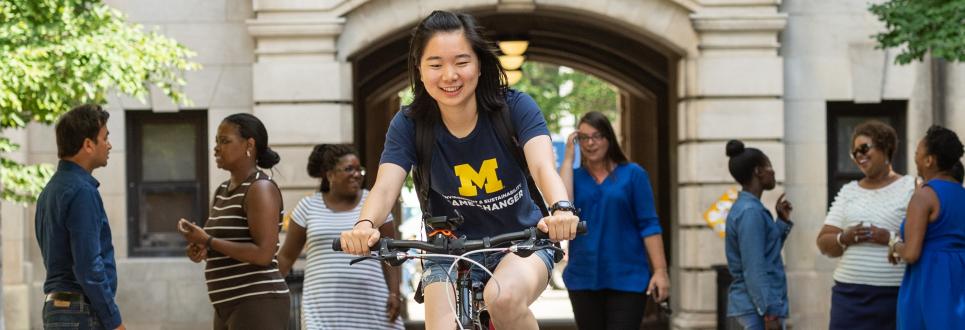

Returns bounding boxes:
[850,143,874,159]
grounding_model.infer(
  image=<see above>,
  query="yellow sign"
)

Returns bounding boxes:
[703,188,738,238]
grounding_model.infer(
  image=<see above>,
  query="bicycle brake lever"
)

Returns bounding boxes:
[510,239,563,258]
[350,256,375,265]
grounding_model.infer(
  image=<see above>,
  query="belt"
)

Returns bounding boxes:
[45,291,86,303]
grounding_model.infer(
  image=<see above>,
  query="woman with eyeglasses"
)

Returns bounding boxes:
[277,144,404,329]
[889,125,965,329]
[559,111,669,329]
[814,120,914,330]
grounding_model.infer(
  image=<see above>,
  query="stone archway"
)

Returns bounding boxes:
[247,0,787,328]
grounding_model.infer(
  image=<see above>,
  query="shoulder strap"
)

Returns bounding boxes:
[413,109,436,218]
[489,106,550,217]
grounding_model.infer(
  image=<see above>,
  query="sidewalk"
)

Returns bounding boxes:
[404,287,575,329]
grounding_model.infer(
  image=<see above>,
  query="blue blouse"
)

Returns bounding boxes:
[562,162,663,292]
[725,191,792,318]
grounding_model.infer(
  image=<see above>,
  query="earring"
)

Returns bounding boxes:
[246,150,251,157]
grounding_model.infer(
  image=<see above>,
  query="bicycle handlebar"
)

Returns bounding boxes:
[332,221,587,254]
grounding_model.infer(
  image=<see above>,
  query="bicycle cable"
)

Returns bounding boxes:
[412,248,505,330]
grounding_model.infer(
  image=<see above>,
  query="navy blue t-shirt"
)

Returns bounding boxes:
[380,90,549,239]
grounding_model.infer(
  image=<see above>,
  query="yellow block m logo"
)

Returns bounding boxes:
[453,158,504,197]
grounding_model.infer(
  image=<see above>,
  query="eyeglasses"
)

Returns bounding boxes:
[336,166,365,176]
[851,143,875,159]
[575,133,605,143]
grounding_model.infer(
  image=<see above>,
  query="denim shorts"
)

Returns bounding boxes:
[43,298,103,330]
[421,249,555,289]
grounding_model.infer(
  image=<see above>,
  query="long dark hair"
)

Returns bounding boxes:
[307,144,357,192]
[222,113,280,169]
[406,10,508,121]
[578,111,627,167]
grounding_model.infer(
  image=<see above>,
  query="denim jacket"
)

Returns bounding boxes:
[725,191,792,318]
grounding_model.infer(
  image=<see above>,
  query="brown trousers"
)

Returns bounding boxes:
[212,295,290,330]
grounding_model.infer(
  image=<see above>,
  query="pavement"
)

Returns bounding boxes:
[403,287,576,329]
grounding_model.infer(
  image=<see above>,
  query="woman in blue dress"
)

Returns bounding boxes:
[559,111,670,329]
[889,125,965,329]
[723,140,793,330]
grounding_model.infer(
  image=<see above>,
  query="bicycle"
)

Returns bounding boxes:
[334,215,587,330]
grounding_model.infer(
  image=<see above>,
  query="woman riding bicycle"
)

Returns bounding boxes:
[339,10,580,330]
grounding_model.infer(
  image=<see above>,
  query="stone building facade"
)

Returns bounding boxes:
[3,0,963,329]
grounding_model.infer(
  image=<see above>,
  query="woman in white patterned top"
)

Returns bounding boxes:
[277,144,404,330]
[815,120,915,330]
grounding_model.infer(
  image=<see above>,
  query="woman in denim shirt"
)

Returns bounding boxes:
[724,140,793,330]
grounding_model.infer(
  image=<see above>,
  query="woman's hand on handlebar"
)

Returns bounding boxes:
[537,210,579,242]
[339,220,381,256]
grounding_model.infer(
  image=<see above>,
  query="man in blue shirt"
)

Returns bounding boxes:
[35,104,125,330]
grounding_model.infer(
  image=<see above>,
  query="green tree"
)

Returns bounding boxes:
[513,62,618,133]
[869,0,965,64]
[0,0,199,203]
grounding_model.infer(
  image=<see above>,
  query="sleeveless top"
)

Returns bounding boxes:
[897,179,965,328]
[203,171,289,305]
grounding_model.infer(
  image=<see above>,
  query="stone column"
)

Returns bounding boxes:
[2,128,36,329]
[674,2,786,328]
[247,0,357,208]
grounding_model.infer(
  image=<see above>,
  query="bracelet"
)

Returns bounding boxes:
[205,235,215,251]
[888,234,903,259]
[888,233,903,250]
[354,219,375,229]
[835,232,847,249]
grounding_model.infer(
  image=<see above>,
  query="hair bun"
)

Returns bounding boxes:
[257,147,281,169]
[726,140,745,158]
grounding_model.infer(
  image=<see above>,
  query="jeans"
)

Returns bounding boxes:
[43,299,103,330]
[731,313,786,330]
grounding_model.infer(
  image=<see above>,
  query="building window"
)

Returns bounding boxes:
[126,111,208,257]
[826,101,907,207]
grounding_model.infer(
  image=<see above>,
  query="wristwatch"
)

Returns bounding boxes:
[549,200,578,215]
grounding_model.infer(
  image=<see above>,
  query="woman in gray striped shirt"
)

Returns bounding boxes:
[179,113,290,330]
[815,121,914,330]
[277,144,404,329]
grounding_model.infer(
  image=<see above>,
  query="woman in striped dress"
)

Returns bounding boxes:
[179,113,290,330]
[277,144,404,329]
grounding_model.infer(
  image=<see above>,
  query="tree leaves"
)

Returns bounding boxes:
[870,0,965,64]
[0,0,199,202]
[514,62,618,133]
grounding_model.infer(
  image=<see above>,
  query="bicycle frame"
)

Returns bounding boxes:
[334,219,586,330]
[456,259,481,329]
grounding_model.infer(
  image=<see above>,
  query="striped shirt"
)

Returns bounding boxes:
[824,175,915,287]
[290,190,403,330]
[204,171,289,305]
